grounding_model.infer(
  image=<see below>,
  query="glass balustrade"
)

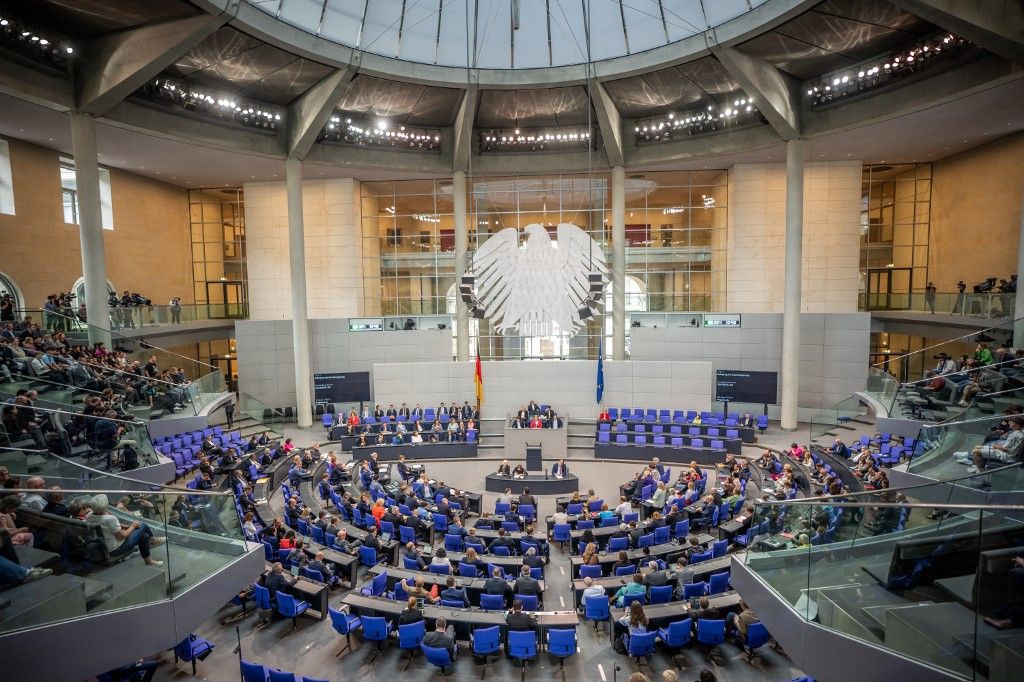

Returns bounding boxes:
[859,290,1015,319]
[25,302,247,333]
[743,490,1024,681]
[808,395,870,442]
[238,393,287,436]
[908,414,1024,491]
[8,308,228,418]
[0,452,248,635]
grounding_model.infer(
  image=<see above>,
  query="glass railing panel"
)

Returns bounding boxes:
[808,395,868,443]
[859,291,1015,318]
[865,366,901,413]
[908,414,1024,492]
[746,497,1024,681]
[238,392,286,437]
[0,472,247,635]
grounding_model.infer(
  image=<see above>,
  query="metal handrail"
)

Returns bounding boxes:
[900,356,1022,387]
[6,371,105,396]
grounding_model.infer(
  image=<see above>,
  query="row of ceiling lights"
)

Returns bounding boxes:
[143,78,281,132]
[320,113,442,151]
[635,97,764,145]
[807,33,970,107]
[479,127,594,153]
[0,15,74,70]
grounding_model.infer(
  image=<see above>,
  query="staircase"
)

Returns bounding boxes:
[567,417,596,457]
[477,417,506,455]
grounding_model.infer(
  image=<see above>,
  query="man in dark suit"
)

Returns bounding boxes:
[422,617,457,660]
[483,567,512,606]
[386,404,398,419]
[551,459,569,478]
[404,509,427,540]
[362,526,383,553]
[448,404,460,418]
[522,546,544,569]
[263,562,294,602]
[411,403,423,419]
[628,521,644,548]
[439,576,469,606]
[396,455,412,483]
[374,404,385,420]
[447,517,469,538]
[436,498,453,521]
[488,528,517,554]
[398,403,410,419]
[461,401,473,419]
[643,561,669,587]
[504,600,537,653]
[307,551,335,583]
[512,565,543,606]
[518,488,537,509]
[403,541,427,570]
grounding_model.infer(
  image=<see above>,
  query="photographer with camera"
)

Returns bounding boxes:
[952,280,967,314]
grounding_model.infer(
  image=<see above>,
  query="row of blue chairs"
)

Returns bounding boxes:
[240,660,326,682]
[606,408,768,430]
[330,606,575,674]
[599,432,728,449]
[601,423,743,437]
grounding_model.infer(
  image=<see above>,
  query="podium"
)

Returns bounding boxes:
[526,445,542,472]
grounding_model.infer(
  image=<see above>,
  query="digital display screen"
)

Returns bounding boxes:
[313,372,371,404]
[703,314,741,327]
[715,370,778,405]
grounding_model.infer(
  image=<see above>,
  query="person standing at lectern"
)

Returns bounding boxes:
[552,459,569,479]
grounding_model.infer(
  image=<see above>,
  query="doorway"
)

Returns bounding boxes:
[205,281,246,318]
[865,268,912,310]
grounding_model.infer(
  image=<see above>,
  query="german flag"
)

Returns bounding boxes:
[474,352,484,408]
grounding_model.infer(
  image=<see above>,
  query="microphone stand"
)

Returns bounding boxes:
[613,664,621,682]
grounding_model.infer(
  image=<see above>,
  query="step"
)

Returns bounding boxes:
[87,561,172,613]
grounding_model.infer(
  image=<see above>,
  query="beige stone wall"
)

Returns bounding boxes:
[244,178,364,320]
[0,136,191,309]
[929,132,1024,290]
[727,161,861,313]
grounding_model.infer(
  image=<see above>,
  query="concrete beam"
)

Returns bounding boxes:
[76,13,229,115]
[452,85,478,172]
[286,61,359,160]
[892,0,1024,65]
[0,57,74,111]
[589,80,625,167]
[711,45,802,140]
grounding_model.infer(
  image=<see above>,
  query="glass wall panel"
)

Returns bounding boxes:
[364,171,726,359]
[188,188,248,318]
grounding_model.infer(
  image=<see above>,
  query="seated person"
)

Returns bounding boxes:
[404,542,428,571]
[965,417,1024,472]
[512,463,527,479]
[690,595,720,633]
[430,547,452,571]
[598,408,610,422]
[551,459,569,478]
[611,573,647,607]
[398,596,424,625]
[504,599,537,653]
[512,564,543,606]
[439,576,469,606]
[580,576,606,607]
[617,601,650,649]
[406,575,439,604]
[422,617,458,661]
[496,459,512,476]
[483,566,512,606]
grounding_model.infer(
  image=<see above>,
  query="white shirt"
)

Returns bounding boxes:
[614,502,632,517]
[89,513,124,551]
[20,493,46,511]
[582,584,606,602]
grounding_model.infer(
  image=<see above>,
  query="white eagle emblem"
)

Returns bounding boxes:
[469,223,606,337]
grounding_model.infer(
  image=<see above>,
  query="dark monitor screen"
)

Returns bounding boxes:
[313,372,371,405]
[714,370,778,405]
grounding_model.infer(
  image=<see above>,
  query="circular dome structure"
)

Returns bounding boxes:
[231,0,791,86]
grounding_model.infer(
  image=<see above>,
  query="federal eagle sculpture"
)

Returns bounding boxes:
[462,223,606,337]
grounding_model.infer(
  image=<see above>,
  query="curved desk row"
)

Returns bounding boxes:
[351,442,478,462]
[594,442,728,466]
[484,473,579,495]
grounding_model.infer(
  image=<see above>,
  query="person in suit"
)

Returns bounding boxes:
[483,567,512,606]
[362,526,383,554]
[504,600,537,653]
[411,403,423,419]
[488,528,517,554]
[398,596,424,626]
[386,404,398,419]
[513,564,543,606]
[307,551,334,582]
[516,405,529,422]
[263,562,294,602]
[404,542,428,570]
[510,415,524,428]
[439,576,469,606]
[497,460,512,477]
[396,454,412,482]
[691,595,720,633]
[551,459,569,478]
[542,406,555,425]
[527,400,540,415]
[398,403,410,419]
[522,546,544,569]
[518,488,537,509]
[643,561,669,587]
[461,401,473,419]
[436,498,453,521]
[374,404,385,420]
[422,617,457,660]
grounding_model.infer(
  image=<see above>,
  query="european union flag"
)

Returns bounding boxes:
[596,339,605,404]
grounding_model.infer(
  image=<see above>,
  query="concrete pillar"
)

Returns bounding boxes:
[69,113,112,347]
[286,158,313,428]
[1015,192,1024,348]
[611,166,626,360]
[454,170,470,361]
[780,139,805,430]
